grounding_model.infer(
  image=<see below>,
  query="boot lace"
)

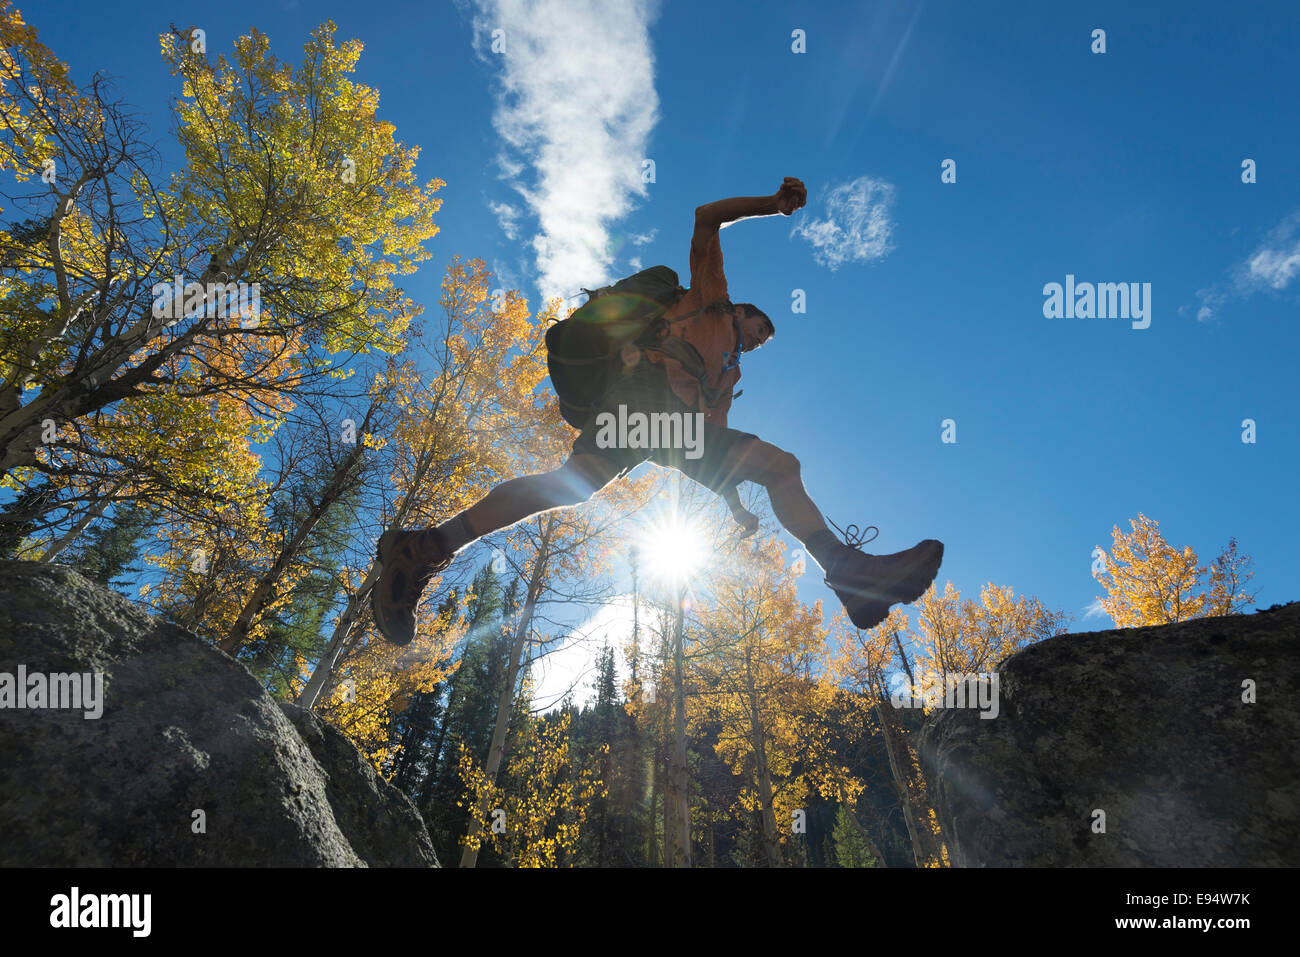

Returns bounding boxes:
[828,516,879,551]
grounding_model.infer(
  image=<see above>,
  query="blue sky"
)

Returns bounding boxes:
[23,0,1300,698]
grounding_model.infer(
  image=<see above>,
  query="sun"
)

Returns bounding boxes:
[640,513,708,587]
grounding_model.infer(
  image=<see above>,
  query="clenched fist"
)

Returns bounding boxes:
[774,176,807,215]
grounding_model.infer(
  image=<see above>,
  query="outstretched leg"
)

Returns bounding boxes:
[708,438,830,546]
[439,453,621,551]
[695,435,944,630]
[371,453,620,645]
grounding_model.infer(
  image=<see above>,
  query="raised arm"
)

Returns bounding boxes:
[693,177,807,235]
[690,177,807,295]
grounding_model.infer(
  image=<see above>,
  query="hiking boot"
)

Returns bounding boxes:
[371,528,454,645]
[825,538,945,630]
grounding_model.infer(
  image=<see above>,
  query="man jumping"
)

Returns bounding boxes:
[372,177,943,645]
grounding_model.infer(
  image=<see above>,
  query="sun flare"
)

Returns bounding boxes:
[640,515,708,586]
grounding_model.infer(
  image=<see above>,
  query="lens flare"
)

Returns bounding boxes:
[641,515,707,586]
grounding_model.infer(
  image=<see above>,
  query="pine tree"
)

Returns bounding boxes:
[66,504,155,588]
[822,832,838,868]
[417,563,511,862]
[387,587,460,791]
[0,479,55,558]
[247,571,334,701]
[234,480,363,700]
[832,805,877,868]
[575,645,621,866]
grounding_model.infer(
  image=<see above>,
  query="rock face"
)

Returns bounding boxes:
[0,560,438,867]
[919,602,1300,867]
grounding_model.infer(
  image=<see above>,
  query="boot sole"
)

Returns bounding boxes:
[888,539,944,604]
[840,540,945,630]
[370,530,453,646]
[371,530,414,645]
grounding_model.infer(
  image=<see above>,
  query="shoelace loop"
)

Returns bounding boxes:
[828,516,879,551]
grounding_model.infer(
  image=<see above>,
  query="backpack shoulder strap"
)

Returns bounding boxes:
[662,296,731,328]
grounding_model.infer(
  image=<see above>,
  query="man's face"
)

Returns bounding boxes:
[736,307,775,353]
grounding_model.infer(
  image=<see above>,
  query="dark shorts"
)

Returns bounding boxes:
[570,360,759,492]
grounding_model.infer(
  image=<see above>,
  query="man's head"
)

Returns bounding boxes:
[734,303,774,352]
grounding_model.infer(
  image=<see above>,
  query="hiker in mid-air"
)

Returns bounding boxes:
[373,177,943,645]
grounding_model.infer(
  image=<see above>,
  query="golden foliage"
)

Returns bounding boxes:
[1093,513,1256,627]
[320,598,464,770]
[692,536,863,847]
[158,19,442,355]
[458,709,606,867]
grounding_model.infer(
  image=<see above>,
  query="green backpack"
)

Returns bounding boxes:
[545,265,689,428]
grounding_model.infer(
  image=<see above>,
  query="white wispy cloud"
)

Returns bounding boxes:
[791,175,897,270]
[469,0,661,304]
[1192,209,1300,322]
[1193,287,1226,323]
[1245,219,1300,290]
[1083,597,1108,620]
[488,200,521,240]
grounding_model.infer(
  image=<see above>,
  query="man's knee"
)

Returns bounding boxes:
[735,440,801,489]
[768,448,802,487]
